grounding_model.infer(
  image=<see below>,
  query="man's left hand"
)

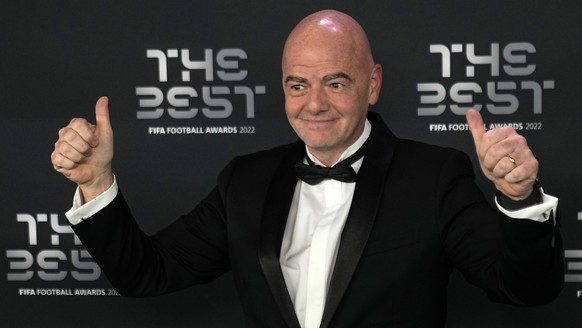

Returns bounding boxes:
[466,109,538,200]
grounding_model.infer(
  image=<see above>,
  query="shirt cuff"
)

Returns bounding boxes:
[65,176,118,225]
[495,187,558,223]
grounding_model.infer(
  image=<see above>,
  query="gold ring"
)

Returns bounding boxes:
[508,156,516,167]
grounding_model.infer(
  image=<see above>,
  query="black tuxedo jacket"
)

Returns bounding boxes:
[72,112,563,327]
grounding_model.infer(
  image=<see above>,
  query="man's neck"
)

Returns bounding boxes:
[306,119,372,167]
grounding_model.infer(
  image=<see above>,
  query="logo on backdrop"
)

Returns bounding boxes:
[136,48,266,135]
[5,213,116,296]
[567,211,582,299]
[416,42,554,132]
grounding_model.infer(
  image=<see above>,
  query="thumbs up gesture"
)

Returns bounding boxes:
[51,96,114,202]
[466,109,538,200]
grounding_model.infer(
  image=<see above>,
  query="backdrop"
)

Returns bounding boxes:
[2,1,581,327]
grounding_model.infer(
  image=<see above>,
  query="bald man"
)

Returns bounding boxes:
[52,9,562,328]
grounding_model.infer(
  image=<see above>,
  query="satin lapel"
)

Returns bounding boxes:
[258,141,304,328]
[320,113,397,328]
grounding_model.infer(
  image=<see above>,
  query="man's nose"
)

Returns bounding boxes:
[305,85,328,113]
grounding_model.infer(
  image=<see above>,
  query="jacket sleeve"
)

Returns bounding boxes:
[437,150,563,306]
[70,160,241,297]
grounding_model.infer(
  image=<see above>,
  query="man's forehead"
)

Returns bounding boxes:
[283,48,354,70]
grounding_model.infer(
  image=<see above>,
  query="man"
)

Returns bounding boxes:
[51,9,562,328]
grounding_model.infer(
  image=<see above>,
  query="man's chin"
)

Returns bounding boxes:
[305,141,338,154]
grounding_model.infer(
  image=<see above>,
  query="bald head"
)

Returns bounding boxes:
[281,10,383,165]
[283,10,375,71]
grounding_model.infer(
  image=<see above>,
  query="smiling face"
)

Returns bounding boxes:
[282,10,382,165]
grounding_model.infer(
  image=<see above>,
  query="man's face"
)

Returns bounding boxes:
[282,26,381,163]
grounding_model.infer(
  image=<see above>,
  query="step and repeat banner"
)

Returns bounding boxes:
[2,1,581,327]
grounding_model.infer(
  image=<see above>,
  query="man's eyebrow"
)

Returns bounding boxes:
[323,72,352,82]
[284,73,353,84]
[285,75,308,84]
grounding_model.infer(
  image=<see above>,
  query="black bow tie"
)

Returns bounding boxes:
[295,140,368,185]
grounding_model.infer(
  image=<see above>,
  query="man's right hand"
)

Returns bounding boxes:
[51,96,114,203]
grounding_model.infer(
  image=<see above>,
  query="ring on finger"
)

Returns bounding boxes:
[507,155,516,167]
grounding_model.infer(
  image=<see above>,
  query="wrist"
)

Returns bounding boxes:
[496,180,543,210]
[79,171,114,203]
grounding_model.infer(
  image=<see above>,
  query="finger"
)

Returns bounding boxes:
[95,96,111,136]
[65,118,99,148]
[55,138,89,163]
[58,126,94,155]
[466,109,486,149]
[503,165,535,186]
[480,132,526,170]
[51,148,79,171]
[490,156,518,179]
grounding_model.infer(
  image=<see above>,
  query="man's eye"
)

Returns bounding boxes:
[330,82,344,89]
[291,84,304,91]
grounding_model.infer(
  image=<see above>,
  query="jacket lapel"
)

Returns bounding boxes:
[320,113,396,328]
[258,141,304,328]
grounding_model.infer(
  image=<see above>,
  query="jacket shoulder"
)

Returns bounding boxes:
[217,141,302,186]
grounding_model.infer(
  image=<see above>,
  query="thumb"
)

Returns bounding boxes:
[94,96,112,134]
[466,109,485,148]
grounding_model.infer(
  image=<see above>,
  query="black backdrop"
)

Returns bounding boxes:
[2,1,581,327]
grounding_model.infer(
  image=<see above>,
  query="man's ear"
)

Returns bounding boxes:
[368,64,383,105]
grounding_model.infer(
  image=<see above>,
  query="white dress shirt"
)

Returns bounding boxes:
[279,120,371,328]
